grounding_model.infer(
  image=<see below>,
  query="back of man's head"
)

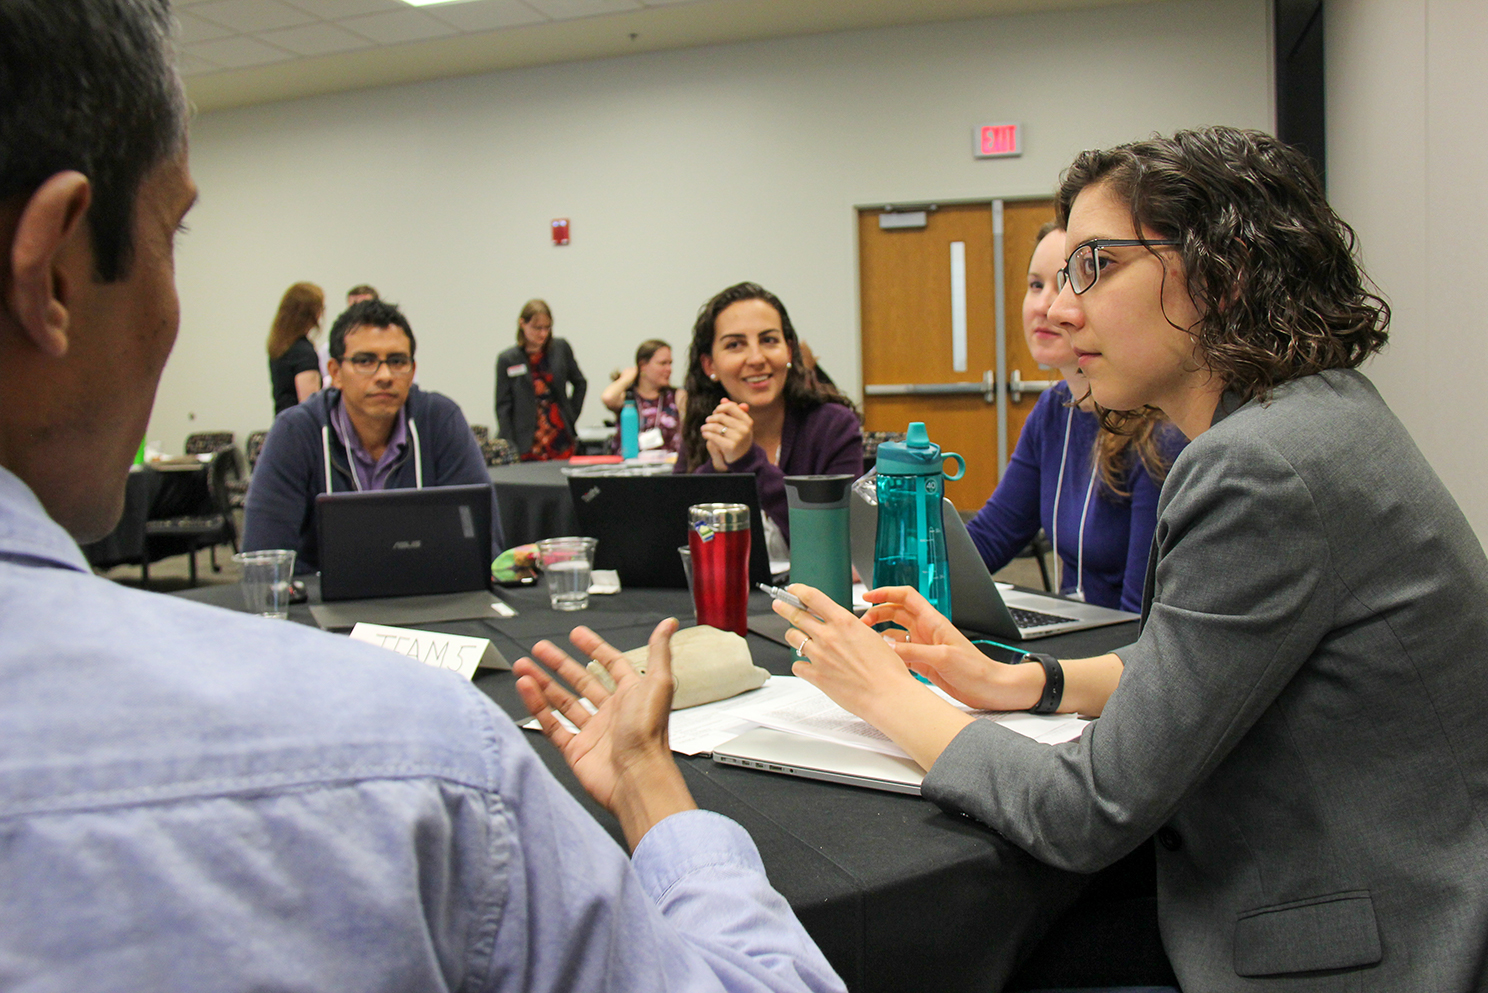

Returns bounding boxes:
[328,299,417,361]
[0,0,186,282]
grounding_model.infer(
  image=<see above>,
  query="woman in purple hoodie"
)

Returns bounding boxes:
[675,283,862,563]
[965,224,1185,611]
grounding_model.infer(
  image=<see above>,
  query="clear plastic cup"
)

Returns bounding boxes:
[234,549,297,619]
[537,536,598,611]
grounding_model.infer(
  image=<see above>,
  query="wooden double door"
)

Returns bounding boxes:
[858,199,1057,512]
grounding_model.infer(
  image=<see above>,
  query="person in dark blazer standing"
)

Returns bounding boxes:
[771,127,1488,991]
[495,299,587,460]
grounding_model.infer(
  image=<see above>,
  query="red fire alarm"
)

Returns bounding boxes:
[551,218,570,245]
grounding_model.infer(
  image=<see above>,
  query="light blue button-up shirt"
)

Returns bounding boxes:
[0,466,843,993]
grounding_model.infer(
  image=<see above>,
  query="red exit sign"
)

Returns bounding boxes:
[974,123,1021,159]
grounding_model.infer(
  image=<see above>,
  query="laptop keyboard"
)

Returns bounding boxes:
[1010,606,1080,629]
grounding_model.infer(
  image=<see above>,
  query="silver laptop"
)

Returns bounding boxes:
[848,489,1138,640]
[711,727,924,795]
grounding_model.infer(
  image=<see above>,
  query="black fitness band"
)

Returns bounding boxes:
[1025,652,1064,714]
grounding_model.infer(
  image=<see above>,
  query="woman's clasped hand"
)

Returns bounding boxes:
[699,397,755,469]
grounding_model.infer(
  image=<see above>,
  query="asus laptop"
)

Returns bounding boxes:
[314,483,493,602]
[568,472,772,589]
[848,489,1138,640]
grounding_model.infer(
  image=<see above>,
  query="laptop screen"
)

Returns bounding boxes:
[568,472,772,589]
[315,483,492,601]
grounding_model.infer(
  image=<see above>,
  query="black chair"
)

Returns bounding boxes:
[472,425,519,466]
[1018,529,1055,591]
[229,430,268,509]
[144,447,240,585]
[184,431,234,456]
[244,430,268,469]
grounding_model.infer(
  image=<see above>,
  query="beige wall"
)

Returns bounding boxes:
[1327,0,1488,545]
[158,0,1271,453]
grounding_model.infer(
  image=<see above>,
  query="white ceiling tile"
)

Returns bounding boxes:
[522,0,641,22]
[185,35,296,69]
[175,51,222,76]
[190,0,317,33]
[284,0,405,17]
[341,9,460,43]
[425,1,548,33]
[174,10,237,43]
[259,22,377,56]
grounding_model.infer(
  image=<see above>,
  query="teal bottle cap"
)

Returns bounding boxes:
[874,422,966,480]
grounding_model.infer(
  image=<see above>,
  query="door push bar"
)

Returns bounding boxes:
[864,369,1060,404]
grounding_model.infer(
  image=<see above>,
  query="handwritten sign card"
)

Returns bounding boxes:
[349,622,509,680]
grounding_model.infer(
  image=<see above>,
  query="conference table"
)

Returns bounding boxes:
[175,579,1170,992]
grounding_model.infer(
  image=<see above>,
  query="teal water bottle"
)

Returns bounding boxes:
[872,422,965,616]
[620,398,640,458]
[784,474,855,609]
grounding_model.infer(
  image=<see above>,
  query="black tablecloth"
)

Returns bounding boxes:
[82,464,209,568]
[173,580,1167,992]
[487,461,579,546]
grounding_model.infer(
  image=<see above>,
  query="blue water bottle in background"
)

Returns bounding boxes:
[620,398,640,458]
[872,422,965,617]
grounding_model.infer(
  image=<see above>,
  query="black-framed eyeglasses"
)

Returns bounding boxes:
[345,352,413,375]
[1056,239,1181,295]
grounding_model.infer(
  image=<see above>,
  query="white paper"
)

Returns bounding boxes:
[520,677,808,756]
[719,676,1087,758]
[348,622,503,680]
[490,600,517,618]
[588,569,621,595]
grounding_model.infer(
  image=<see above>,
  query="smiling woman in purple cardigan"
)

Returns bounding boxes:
[675,283,862,554]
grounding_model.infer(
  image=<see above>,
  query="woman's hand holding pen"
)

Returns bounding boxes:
[771,584,975,770]
[700,398,753,470]
[862,587,1045,713]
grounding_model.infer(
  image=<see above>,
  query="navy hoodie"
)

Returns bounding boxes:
[242,387,501,572]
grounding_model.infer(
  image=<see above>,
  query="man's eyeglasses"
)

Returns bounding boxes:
[344,353,413,375]
[1056,239,1181,295]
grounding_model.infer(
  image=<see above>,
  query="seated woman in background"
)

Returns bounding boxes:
[676,282,862,557]
[495,298,587,461]
[773,127,1488,992]
[267,282,325,416]
[967,223,1185,611]
[600,338,686,454]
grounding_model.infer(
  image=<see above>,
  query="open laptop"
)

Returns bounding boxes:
[568,472,771,589]
[848,489,1138,640]
[315,483,493,602]
[711,727,924,795]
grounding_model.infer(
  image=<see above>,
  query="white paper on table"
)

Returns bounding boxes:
[588,569,621,595]
[519,676,806,756]
[718,676,1087,759]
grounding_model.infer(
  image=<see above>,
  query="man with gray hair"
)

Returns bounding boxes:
[0,3,843,991]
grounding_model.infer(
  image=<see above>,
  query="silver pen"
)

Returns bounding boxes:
[757,583,831,623]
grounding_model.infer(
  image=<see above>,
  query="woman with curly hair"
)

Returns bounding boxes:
[966,222,1186,611]
[772,127,1488,991]
[675,282,861,557]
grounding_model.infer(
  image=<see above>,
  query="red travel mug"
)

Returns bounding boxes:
[687,502,751,636]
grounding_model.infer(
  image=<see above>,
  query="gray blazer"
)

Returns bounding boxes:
[494,338,587,454]
[925,370,1488,991]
